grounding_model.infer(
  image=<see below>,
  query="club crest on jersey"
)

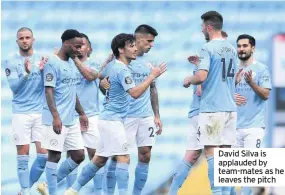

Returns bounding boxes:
[5,68,11,76]
[46,73,53,82]
[125,76,133,84]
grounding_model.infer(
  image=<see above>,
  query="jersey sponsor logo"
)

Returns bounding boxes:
[5,68,11,76]
[125,76,133,84]
[46,73,54,82]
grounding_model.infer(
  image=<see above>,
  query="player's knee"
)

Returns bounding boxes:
[87,148,96,160]
[16,145,30,155]
[138,147,152,163]
[70,150,85,164]
[115,155,130,164]
[93,156,108,168]
[48,150,61,163]
[185,150,202,164]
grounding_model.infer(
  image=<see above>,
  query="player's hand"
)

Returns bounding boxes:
[100,77,110,90]
[54,47,59,55]
[39,56,49,71]
[79,114,89,132]
[196,85,202,96]
[236,68,243,84]
[187,55,199,66]
[24,58,31,74]
[235,93,247,106]
[244,70,253,84]
[183,77,191,88]
[154,117,163,135]
[150,62,167,78]
[53,117,62,134]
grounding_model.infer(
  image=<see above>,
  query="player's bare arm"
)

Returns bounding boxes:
[184,70,208,87]
[244,70,270,100]
[128,62,167,99]
[73,56,99,81]
[75,95,89,131]
[150,82,162,134]
[45,86,62,134]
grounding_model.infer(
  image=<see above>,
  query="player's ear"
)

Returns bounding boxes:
[118,48,124,55]
[252,46,255,52]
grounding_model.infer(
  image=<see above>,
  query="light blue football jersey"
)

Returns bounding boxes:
[75,58,101,117]
[3,52,44,114]
[42,55,78,126]
[188,66,200,118]
[198,39,238,113]
[99,60,135,122]
[236,61,272,129]
[127,55,154,118]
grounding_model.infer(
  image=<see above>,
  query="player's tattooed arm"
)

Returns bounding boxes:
[45,87,62,134]
[75,95,89,131]
[73,56,98,81]
[150,82,160,118]
[150,82,163,135]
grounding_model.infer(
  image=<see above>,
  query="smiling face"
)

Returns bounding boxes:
[237,38,255,61]
[120,40,138,60]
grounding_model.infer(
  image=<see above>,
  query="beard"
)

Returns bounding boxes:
[19,45,32,52]
[238,52,252,61]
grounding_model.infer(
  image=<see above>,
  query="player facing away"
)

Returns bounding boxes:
[64,33,167,195]
[235,34,271,195]
[63,33,110,194]
[40,29,89,195]
[103,24,165,195]
[3,27,48,195]
[168,30,229,195]
[184,11,238,195]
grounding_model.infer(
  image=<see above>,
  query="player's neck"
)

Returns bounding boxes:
[19,48,34,57]
[240,57,254,67]
[118,56,131,65]
[209,31,223,40]
[57,49,69,61]
[137,49,144,57]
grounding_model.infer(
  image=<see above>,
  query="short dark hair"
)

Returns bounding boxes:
[61,29,82,42]
[201,11,223,30]
[17,27,33,36]
[80,33,92,49]
[236,34,256,47]
[111,33,136,58]
[221,31,228,38]
[135,24,158,37]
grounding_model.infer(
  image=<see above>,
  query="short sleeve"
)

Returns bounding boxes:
[118,68,135,91]
[198,46,211,71]
[44,62,57,87]
[258,66,272,89]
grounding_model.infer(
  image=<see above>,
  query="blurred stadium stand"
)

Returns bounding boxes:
[2,1,285,195]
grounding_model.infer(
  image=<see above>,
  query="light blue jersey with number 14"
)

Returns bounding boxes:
[198,39,238,113]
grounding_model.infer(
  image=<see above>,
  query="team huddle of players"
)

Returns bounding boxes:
[4,10,271,195]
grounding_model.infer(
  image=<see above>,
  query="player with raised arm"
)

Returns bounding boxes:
[61,33,111,194]
[38,29,88,195]
[235,34,271,195]
[3,27,48,195]
[64,33,166,195]
[184,11,238,195]
[102,24,165,195]
[168,30,229,195]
